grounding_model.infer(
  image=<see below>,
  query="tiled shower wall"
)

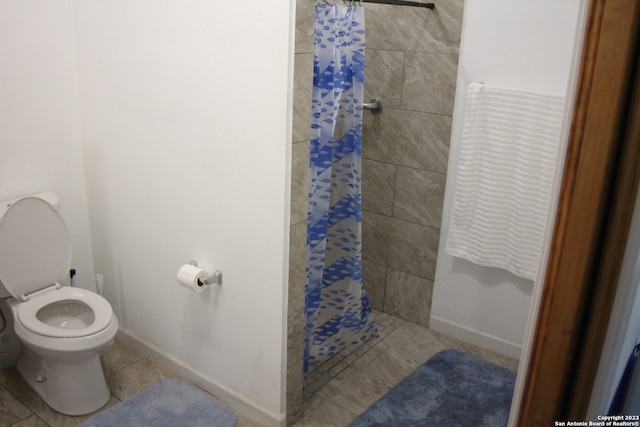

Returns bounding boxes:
[286,0,464,423]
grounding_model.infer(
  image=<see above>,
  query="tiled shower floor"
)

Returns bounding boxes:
[293,310,519,426]
[0,310,518,427]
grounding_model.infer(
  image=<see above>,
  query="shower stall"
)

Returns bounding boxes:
[286,0,464,422]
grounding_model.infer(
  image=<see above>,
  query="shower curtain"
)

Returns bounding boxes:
[304,3,378,376]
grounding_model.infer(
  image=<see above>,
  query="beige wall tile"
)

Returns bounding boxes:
[287,294,306,368]
[362,158,396,216]
[362,212,439,280]
[292,54,314,144]
[393,167,445,228]
[402,52,458,115]
[365,2,463,54]
[364,49,404,109]
[362,259,387,311]
[286,359,304,426]
[383,269,433,326]
[295,0,315,54]
[290,141,310,225]
[363,108,451,173]
[289,220,308,300]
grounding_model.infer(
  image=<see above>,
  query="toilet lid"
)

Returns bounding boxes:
[0,194,71,299]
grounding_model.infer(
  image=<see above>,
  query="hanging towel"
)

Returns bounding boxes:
[445,82,565,281]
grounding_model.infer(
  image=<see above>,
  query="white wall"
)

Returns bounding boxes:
[431,0,584,359]
[0,0,292,422]
[0,1,96,292]
[588,183,640,418]
[73,1,292,423]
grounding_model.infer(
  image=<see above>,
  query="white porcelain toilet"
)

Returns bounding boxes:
[0,192,118,415]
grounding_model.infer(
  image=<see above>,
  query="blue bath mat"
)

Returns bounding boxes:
[349,349,516,427]
[78,378,237,427]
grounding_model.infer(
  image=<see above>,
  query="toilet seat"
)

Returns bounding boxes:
[17,286,113,338]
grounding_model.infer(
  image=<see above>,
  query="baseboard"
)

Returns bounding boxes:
[116,327,285,427]
[429,316,522,360]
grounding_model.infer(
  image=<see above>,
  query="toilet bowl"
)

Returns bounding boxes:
[0,192,118,415]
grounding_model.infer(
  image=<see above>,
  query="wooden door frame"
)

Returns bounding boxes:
[518,0,640,425]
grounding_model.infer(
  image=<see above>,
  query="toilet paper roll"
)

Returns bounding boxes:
[177,264,209,293]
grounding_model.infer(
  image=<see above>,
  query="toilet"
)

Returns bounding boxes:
[0,192,118,415]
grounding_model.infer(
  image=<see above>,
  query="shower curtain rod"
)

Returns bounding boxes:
[361,0,435,9]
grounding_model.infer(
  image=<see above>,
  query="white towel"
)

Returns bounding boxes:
[445,83,565,281]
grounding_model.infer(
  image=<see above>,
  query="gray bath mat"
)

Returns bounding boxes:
[349,349,516,427]
[78,378,237,427]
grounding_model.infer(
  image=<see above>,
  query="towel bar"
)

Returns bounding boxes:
[363,99,383,114]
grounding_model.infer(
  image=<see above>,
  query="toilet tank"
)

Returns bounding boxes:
[0,298,22,368]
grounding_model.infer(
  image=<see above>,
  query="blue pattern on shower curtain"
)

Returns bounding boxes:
[304,3,378,377]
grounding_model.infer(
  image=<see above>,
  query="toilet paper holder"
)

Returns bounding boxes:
[189,260,222,286]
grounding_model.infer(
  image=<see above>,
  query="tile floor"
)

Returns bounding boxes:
[0,310,518,427]
[0,342,263,427]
